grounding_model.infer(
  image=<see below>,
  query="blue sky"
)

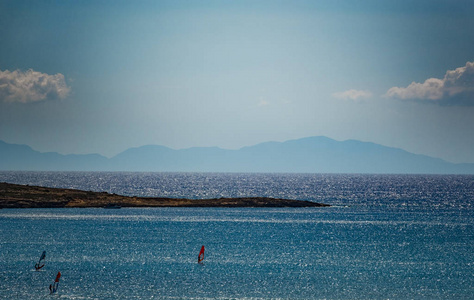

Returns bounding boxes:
[1,0,473,163]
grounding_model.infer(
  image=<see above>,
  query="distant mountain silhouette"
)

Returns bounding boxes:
[1,137,473,174]
[0,140,108,171]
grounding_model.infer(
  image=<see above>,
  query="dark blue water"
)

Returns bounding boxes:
[0,172,473,299]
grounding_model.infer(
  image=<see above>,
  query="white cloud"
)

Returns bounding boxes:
[385,61,474,106]
[332,89,372,101]
[0,68,71,103]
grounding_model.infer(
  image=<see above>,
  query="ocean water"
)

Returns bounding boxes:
[0,172,473,299]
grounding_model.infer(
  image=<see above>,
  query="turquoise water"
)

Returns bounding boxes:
[0,173,473,299]
[1,207,473,299]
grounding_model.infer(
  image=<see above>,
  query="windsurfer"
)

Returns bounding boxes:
[35,251,46,271]
[49,271,61,294]
[198,245,205,264]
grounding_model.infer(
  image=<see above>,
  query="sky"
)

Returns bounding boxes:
[0,0,473,163]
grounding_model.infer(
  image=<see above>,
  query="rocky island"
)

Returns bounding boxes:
[0,182,329,208]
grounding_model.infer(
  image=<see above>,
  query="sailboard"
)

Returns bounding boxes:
[34,251,46,271]
[49,271,61,294]
[198,245,205,264]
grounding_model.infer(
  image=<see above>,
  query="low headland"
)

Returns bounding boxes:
[0,182,329,208]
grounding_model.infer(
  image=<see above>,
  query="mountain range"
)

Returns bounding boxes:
[1,136,473,174]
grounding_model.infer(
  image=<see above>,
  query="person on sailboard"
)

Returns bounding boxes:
[198,245,205,264]
[35,251,46,271]
[49,271,61,294]
[34,262,43,271]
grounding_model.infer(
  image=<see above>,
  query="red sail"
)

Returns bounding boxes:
[198,245,205,263]
[55,271,61,282]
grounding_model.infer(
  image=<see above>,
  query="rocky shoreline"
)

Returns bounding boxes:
[0,182,329,208]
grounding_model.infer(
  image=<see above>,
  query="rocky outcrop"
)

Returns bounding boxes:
[0,182,329,208]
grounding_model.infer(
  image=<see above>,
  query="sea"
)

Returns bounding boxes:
[0,172,473,299]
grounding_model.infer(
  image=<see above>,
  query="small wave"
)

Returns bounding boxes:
[1,212,470,227]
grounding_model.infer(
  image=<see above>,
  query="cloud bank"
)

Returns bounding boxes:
[332,89,372,101]
[0,69,70,103]
[385,61,474,106]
